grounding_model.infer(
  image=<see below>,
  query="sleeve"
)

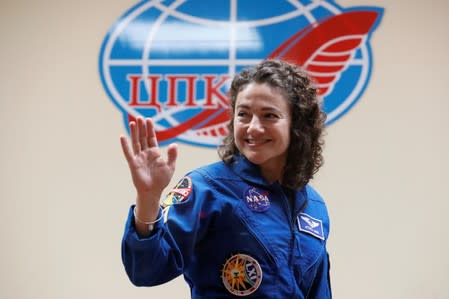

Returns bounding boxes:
[121,171,218,287]
[303,185,332,298]
[306,251,332,298]
[121,205,183,286]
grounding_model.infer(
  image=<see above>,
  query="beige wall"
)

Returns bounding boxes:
[1,0,448,298]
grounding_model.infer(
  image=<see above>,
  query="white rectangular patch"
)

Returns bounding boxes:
[297,213,325,240]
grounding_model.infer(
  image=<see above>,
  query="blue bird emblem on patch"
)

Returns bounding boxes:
[297,213,325,240]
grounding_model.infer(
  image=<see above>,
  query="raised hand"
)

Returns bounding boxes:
[120,116,178,233]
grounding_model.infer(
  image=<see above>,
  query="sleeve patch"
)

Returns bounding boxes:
[297,213,325,240]
[162,176,192,208]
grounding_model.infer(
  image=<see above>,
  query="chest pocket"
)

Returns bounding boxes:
[293,213,326,285]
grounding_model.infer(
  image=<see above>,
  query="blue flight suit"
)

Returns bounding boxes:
[122,155,332,298]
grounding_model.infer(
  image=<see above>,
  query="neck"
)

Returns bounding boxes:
[260,164,284,184]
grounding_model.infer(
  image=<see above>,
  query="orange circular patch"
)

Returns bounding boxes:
[221,254,263,296]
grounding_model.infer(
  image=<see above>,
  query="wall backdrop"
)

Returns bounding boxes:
[1,0,448,298]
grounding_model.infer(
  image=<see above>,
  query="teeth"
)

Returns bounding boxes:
[247,139,266,144]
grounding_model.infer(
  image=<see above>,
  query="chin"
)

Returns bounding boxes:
[243,153,267,165]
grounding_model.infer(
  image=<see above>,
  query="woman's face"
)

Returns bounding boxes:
[233,82,291,181]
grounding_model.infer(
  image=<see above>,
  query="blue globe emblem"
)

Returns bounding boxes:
[99,0,383,147]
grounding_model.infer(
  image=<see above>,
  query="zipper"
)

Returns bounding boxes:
[278,186,296,248]
[278,186,301,294]
[238,216,276,266]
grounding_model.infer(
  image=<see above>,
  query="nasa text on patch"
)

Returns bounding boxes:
[244,187,271,212]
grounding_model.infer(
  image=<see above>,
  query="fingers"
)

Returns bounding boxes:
[145,118,159,148]
[129,116,149,153]
[130,116,160,153]
[130,120,141,154]
[166,143,178,170]
[127,116,163,158]
[120,135,133,163]
[138,117,149,150]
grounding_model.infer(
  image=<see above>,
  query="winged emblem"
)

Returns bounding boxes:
[131,10,380,142]
[269,10,380,96]
[301,215,320,229]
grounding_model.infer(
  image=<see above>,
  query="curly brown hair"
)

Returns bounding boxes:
[218,59,326,190]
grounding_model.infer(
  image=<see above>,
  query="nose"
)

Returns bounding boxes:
[247,116,264,134]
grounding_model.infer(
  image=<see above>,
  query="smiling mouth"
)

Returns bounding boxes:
[246,139,271,146]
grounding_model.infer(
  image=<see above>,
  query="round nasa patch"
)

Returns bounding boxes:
[221,254,263,296]
[244,187,271,212]
[162,176,192,207]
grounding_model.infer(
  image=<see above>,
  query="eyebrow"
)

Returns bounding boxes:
[236,104,282,112]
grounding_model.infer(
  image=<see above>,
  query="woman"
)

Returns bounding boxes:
[120,59,331,298]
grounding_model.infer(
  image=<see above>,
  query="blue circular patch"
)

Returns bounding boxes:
[244,187,270,212]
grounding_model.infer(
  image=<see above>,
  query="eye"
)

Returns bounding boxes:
[264,113,279,119]
[237,111,249,117]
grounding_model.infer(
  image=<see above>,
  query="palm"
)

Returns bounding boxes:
[128,147,173,193]
[120,117,178,195]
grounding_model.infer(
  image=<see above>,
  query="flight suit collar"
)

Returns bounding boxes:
[229,154,307,214]
[230,154,268,187]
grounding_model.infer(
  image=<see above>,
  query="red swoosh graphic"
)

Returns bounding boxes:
[133,10,380,142]
[128,107,226,141]
[269,10,380,96]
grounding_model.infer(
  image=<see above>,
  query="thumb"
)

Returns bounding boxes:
[166,143,178,170]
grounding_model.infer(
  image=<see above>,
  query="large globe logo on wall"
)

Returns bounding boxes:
[99,0,383,147]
